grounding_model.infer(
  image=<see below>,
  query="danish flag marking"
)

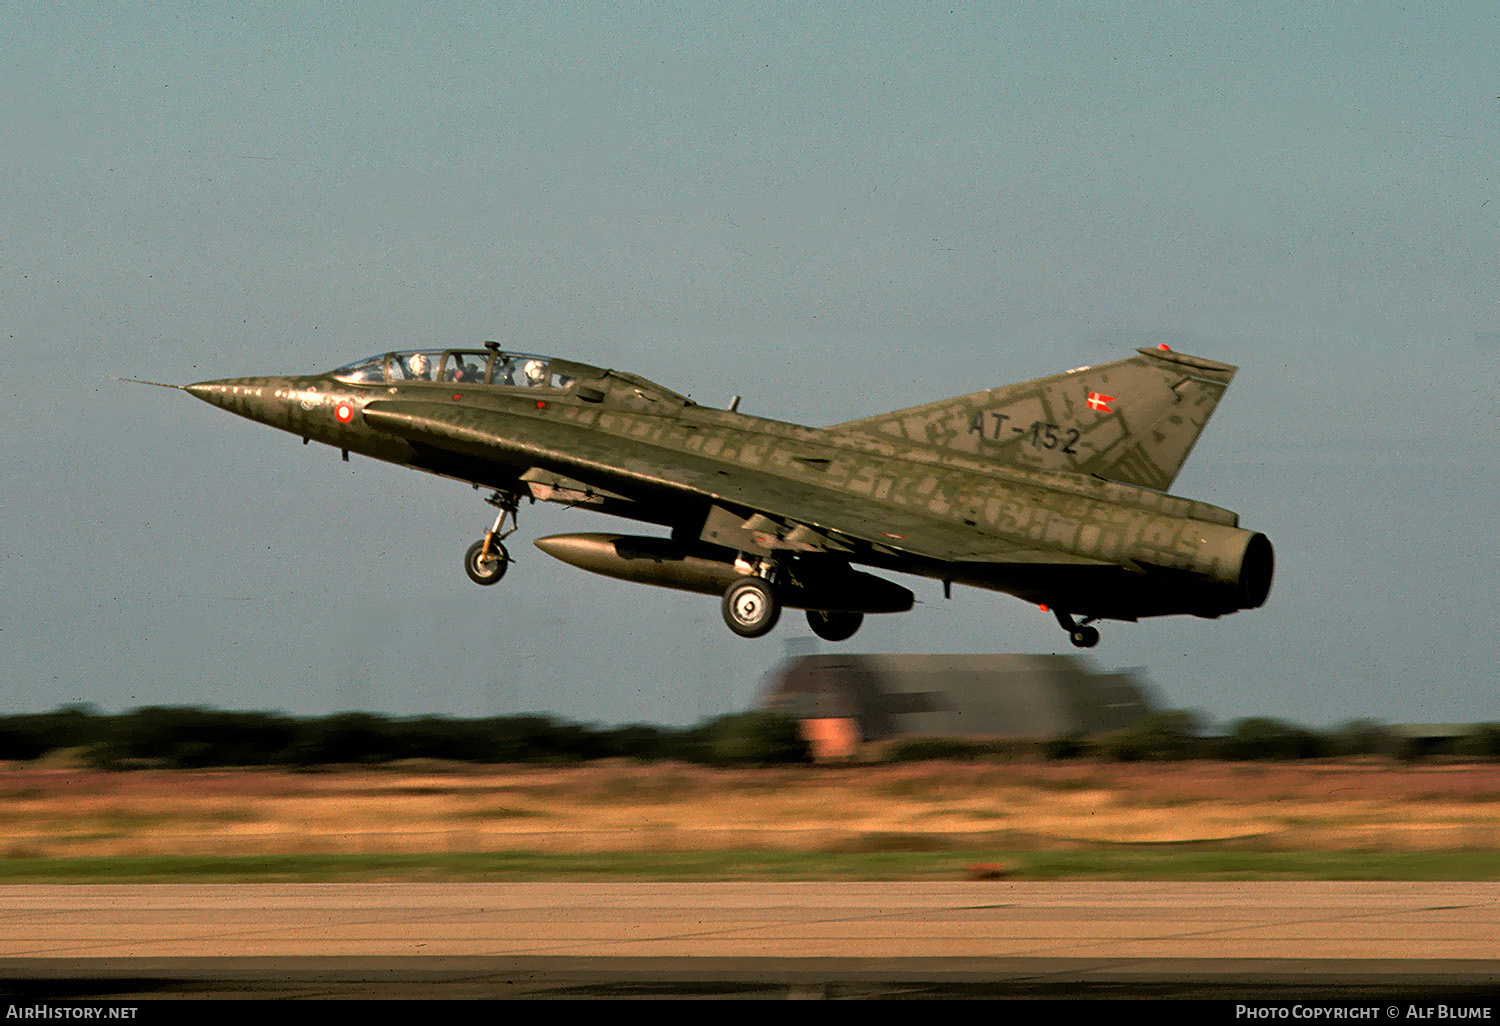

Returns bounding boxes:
[1086,392,1115,413]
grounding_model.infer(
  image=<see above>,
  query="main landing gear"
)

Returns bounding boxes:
[464,491,520,586]
[722,575,780,638]
[719,559,866,641]
[1051,607,1100,648]
[806,609,863,642]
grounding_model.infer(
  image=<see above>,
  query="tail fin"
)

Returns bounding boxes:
[832,347,1237,492]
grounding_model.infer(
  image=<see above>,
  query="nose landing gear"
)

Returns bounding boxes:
[464,490,520,586]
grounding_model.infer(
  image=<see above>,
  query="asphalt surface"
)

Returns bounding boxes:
[1,881,1497,999]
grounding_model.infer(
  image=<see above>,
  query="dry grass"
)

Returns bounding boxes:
[2,758,1500,860]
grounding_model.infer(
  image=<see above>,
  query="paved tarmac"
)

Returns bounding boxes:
[1,882,1497,998]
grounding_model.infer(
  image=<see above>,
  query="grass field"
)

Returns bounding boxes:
[3,848,1500,883]
[3,757,1499,881]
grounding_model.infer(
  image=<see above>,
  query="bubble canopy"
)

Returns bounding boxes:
[331,350,576,389]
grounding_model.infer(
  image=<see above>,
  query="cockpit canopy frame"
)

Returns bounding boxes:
[332,349,579,390]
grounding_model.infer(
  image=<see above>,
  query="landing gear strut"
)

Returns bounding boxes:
[1051,607,1100,648]
[464,490,520,586]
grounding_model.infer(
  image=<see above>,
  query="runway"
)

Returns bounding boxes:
[1,882,1497,998]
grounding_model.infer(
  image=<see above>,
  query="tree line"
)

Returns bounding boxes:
[0,705,1496,768]
[0,705,810,768]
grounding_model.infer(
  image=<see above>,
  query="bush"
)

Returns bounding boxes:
[88,706,300,768]
[1089,710,1204,761]
[883,738,993,762]
[0,705,108,760]
[1042,732,1088,760]
[1218,717,1328,760]
[1457,724,1500,758]
[1326,719,1400,758]
[700,711,811,766]
[598,723,678,761]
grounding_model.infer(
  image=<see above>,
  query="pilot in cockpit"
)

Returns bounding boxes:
[522,359,547,387]
[408,352,431,380]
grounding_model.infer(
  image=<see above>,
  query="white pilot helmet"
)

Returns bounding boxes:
[523,359,546,384]
[408,352,430,378]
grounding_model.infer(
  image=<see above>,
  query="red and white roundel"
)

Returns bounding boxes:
[334,401,355,424]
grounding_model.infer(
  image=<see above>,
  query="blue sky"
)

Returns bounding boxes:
[3,3,1497,729]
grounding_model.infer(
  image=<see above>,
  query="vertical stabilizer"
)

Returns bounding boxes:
[831,348,1237,492]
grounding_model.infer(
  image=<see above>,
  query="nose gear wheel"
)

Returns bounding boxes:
[464,539,510,585]
[464,490,520,587]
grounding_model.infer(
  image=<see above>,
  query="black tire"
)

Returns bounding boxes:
[721,576,781,638]
[464,539,509,585]
[1069,624,1100,648]
[806,609,863,642]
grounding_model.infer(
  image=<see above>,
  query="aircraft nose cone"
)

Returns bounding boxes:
[185,380,231,407]
[184,377,286,427]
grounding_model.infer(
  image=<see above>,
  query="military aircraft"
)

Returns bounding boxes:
[161,343,1272,645]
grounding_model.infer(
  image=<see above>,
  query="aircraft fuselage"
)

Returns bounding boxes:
[184,346,1272,644]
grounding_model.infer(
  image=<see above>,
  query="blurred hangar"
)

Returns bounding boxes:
[762,654,1158,759]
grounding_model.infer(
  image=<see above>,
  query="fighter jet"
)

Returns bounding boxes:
[167,342,1272,645]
